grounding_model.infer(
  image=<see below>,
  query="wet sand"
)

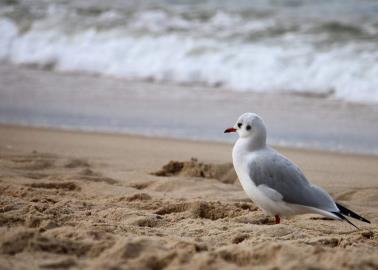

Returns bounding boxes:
[0,125,377,269]
[1,64,378,155]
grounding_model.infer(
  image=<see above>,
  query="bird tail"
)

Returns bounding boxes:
[336,203,371,223]
[331,202,371,230]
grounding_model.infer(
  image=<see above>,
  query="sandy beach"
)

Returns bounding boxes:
[0,125,377,270]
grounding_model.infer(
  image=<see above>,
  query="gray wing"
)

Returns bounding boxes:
[249,151,337,212]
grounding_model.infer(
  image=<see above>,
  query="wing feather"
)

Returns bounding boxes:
[249,151,337,212]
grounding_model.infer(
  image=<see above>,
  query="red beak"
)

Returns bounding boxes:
[224,127,237,133]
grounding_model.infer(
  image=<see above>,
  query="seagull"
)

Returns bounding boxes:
[224,112,370,228]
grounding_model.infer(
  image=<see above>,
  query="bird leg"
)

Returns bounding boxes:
[275,215,280,224]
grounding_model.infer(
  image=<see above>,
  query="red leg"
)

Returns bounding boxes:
[275,215,280,224]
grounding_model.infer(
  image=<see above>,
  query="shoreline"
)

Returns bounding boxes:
[1,64,378,155]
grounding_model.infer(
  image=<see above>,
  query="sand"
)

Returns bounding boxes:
[0,125,377,270]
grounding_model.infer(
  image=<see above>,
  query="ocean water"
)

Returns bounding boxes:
[0,0,378,103]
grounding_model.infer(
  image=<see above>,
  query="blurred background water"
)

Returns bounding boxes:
[1,0,378,102]
[0,0,377,154]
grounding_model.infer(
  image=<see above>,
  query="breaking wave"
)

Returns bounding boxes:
[0,0,377,103]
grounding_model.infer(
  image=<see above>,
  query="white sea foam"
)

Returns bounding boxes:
[0,2,378,104]
[0,18,18,60]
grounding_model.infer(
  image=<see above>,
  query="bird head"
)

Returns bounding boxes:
[224,113,267,146]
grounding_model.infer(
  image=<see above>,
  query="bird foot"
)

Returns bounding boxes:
[275,215,280,224]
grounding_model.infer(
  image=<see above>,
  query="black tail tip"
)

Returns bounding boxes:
[336,202,371,224]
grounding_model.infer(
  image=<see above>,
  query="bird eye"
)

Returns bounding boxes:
[237,123,242,128]
[246,125,251,131]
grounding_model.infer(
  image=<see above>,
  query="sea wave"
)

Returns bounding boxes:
[0,1,377,104]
